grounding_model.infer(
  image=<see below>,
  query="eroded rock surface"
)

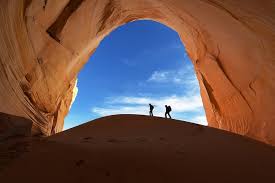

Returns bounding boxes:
[0,0,274,145]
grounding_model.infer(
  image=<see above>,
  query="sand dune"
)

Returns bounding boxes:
[1,114,275,182]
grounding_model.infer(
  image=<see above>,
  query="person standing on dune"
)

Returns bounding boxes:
[149,104,154,116]
[165,105,172,119]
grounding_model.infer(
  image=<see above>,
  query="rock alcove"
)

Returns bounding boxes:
[0,0,274,145]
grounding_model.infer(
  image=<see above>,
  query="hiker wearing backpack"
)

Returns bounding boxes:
[165,105,172,119]
[149,103,154,116]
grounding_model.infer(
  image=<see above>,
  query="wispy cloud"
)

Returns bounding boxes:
[191,115,207,126]
[105,95,203,112]
[92,105,149,116]
[148,70,176,83]
[147,65,199,92]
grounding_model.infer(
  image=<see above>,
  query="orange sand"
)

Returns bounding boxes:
[1,115,275,182]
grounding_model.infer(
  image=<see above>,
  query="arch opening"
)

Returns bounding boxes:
[64,20,207,130]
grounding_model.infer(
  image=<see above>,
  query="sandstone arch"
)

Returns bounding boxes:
[0,0,274,145]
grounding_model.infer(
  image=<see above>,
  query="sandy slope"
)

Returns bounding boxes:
[1,114,275,183]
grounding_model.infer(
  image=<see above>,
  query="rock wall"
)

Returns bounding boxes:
[0,0,274,145]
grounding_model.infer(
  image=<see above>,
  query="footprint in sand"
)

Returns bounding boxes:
[105,171,111,177]
[81,137,94,143]
[107,138,126,143]
[75,159,85,167]
[135,137,148,143]
[83,137,93,140]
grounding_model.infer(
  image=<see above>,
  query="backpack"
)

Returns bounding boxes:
[168,106,172,112]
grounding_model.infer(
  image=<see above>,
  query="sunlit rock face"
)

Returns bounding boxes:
[0,0,274,145]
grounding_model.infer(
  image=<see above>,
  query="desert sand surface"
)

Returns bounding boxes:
[1,114,275,183]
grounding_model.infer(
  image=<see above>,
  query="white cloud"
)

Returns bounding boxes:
[147,65,198,86]
[148,71,171,83]
[92,105,150,116]
[189,115,208,126]
[106,95,203,112]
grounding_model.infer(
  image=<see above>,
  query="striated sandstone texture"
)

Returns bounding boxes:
[0,0,274,145]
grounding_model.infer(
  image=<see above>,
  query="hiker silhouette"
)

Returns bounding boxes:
[165,105,172,119]
[149,103,154,116]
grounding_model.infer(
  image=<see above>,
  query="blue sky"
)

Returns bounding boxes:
[64,20,206,130]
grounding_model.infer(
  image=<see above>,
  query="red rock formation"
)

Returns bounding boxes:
[0,0,274,145]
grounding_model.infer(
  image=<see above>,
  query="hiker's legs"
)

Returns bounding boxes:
[168,113,171,119]
[165,112,167,118]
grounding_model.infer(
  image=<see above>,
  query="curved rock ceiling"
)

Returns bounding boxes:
[0,0,274,145]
